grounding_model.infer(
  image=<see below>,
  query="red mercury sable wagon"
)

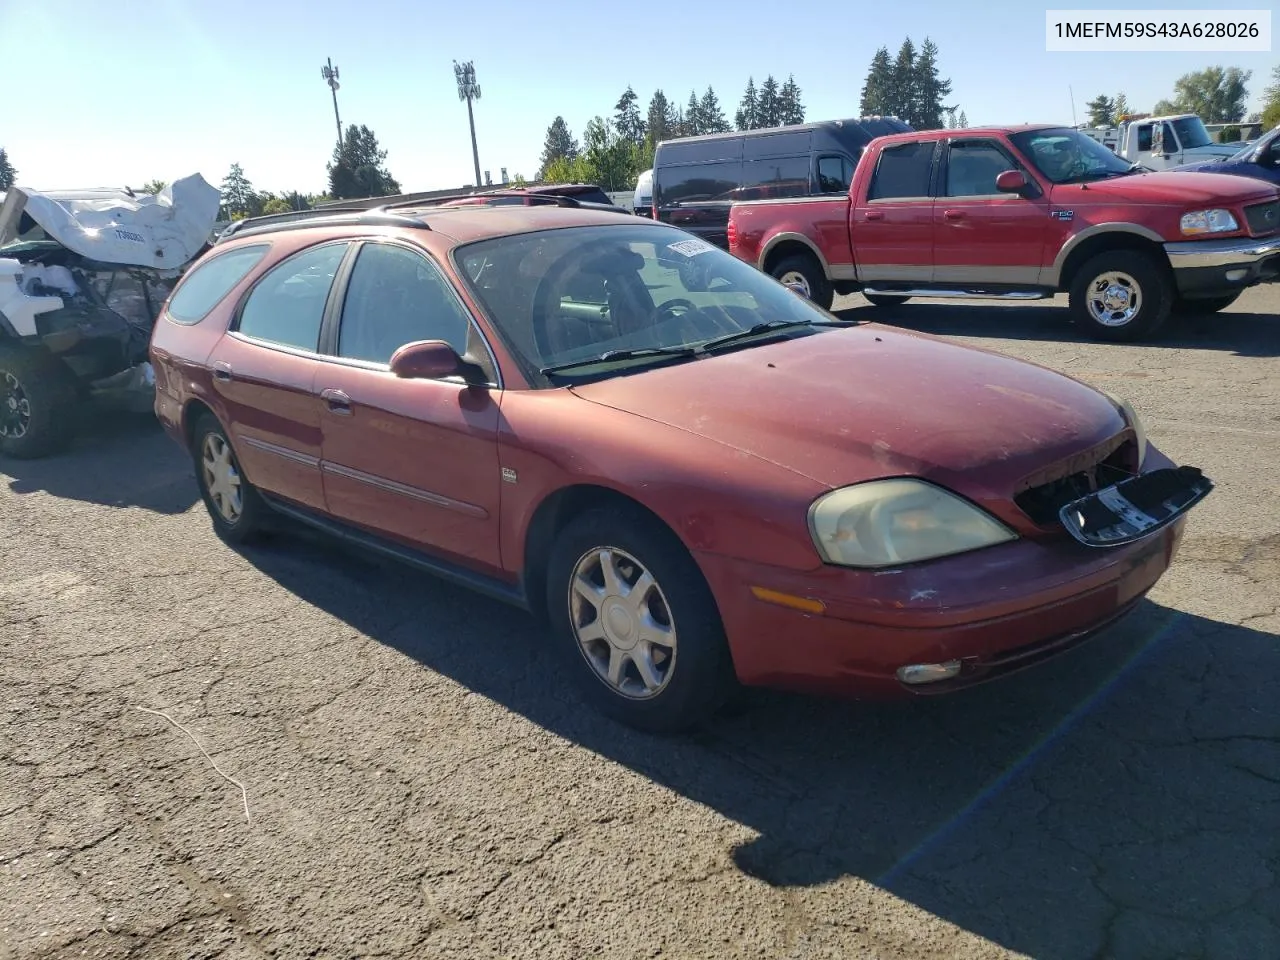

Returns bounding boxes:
[149,197,1213,733]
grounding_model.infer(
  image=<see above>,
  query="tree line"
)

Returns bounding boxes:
[1084,64,1280,129]
[858,37,962,129]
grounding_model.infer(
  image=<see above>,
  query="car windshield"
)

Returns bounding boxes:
[1169,116,1213,149]
[454,223,842,379]
[1229,126,1277,161]
[1010,128,1135,184]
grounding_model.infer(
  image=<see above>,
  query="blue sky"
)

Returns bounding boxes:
[2,0,1274,196]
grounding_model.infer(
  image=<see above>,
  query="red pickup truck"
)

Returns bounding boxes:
[727,124,1280,340]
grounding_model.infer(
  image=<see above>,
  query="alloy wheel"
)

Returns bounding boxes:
[1086,271,1142,327]
[0,371,31,440]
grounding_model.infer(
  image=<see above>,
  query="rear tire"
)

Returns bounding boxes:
[1172,292,1240,315]
[0,346,78,460]
[863,294,912,307]
[770,254,834,311]
[545,505,735,734]
[1068,250,1172,342]
[190,414,269,545]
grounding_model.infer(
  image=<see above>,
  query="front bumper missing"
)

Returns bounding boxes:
[1059,466,1213,548]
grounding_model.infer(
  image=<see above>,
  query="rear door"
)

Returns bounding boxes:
[315,240,504,573]
[932,137,1049,287]
[851,139,940,284]
[208,240,351,511]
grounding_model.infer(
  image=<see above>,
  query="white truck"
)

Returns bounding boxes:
[1081,114,1250,170]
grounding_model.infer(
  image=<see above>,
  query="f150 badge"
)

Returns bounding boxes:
[1050,210,1075,221]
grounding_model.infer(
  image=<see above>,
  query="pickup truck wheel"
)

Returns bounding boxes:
[0,346,78,460]
[864,294,912,307]
[1069,251,1172,342]
[1172,292,1240,315]
[771,254,834,311]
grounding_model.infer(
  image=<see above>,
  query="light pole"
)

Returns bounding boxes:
[321,57,343,152]
[454,60,482,190]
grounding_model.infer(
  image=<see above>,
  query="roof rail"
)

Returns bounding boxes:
[375,190,582,211]
[214,208,431,244]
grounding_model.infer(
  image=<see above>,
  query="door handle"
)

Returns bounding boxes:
[864,210,885,221]
[212,361,232,382]
[943,210,965,221]
[320,388,352,415]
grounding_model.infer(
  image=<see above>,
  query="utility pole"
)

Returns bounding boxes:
[454,60,482,189]
[321,57,343,152]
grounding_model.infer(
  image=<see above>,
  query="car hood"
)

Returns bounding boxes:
[1051,170,1276,205]
[569,325,1127,508]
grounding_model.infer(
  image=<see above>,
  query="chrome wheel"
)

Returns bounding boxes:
[1086,271,1142,327]
[778,270,812,298]
[201,433,243,524]
[0,371,31,440]
[569,546,677,700]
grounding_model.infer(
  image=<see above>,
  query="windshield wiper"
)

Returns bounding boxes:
[699,319,844,353]
[540,346,698,376]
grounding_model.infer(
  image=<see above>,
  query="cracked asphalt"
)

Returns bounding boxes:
[2,287,1278,960]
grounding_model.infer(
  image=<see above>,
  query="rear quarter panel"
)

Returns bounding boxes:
[730,198,853,273]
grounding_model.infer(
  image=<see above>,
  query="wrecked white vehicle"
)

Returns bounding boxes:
[0,175,220,458]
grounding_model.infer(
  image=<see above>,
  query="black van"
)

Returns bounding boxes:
[652,117,912,248]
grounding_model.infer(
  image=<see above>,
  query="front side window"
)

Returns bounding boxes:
[944,140,1020,197]
[167,244,269,324]
[867,142,936,200]
[1010,128,1135,184]
[236,242,347,351]
[455,223,843,380]
[336,243,472,365]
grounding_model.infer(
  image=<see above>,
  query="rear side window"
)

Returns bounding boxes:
[236,242,348,351]
[167,244,268,324]
[867,142,936,200]
[738,156,810,200]
[817,155,856,194]
[657,161,742,205]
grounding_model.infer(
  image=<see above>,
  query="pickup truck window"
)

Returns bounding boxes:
[1010,128,1134,185]
[817,155,855,194]
[867,141,936,200]
[1136,125,1153,152]
[944,141,1020,197]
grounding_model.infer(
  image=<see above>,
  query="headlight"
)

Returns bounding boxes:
[808,479,1017,568]
[1180,209,1238,236]
[1104,392,1148,469]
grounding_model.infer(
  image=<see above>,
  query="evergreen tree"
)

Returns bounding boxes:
[538,116,579,179]
[220,163,255,218]
[1085,94,1116,126]
[699,86,730,133]
[327,124,400,200]
[913,38,952,129]
[685,90,703,136]
[891,39,918,125]
[736,77,759,130]
[1112,92,1130,123]
[958,110,968,128]
[860,47,894,116]
[758,75,781,127]
[646,90,676,148]
[778,74,806,125]
[0,148,14,191]
[613,86,646,145]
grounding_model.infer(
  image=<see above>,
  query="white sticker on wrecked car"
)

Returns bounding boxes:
[667,238,715,257]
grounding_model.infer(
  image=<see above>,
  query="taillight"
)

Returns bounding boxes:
[726,218,738,249]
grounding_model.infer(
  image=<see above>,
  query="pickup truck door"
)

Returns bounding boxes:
[932,137,1049,288]
[851,139,940,284]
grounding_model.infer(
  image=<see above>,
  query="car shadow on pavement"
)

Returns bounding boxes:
[241,528,1280,960]
[833,302,1280,358]
[1,406,198,514]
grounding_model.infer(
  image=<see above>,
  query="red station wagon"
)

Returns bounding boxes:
[149,201,1213,732]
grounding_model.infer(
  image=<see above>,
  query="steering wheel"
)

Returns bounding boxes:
[653,298,699,324]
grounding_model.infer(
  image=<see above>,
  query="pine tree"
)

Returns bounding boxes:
[1085,94,1116,127]
[736,77,760,130]
[913,38,952,130]
[699,86,730,133]
[758,75,781,127]
[1112,92,1130,124]
[613,86,646,145]
[538,117,579,180]
[891,39,918,125]
[778,75,806,125]
[685,90,703,136]
[327,124,400,200]
[860,47,894,116]
[0,148,17,191]
[220,163,255,218]
[958,110,968,128]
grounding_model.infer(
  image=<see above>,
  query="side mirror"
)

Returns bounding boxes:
[389,339,481,382]
[995,170,1029,194]
[784,281,810,299]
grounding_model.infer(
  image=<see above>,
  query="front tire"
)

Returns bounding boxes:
[770,254,834,311]
[545,506,735,734]
[1068,250,1172,342]
[191,414,269,544]
[0,346,78,460]
[1172,292,1240,315]
[863,294,912,307]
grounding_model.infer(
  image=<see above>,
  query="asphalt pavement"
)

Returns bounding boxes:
[2,287,1278,960]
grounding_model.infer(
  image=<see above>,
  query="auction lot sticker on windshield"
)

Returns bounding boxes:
[668,238,716,257]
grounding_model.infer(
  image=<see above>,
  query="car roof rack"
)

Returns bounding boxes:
[376,190,583,211]
[214,206,431,243]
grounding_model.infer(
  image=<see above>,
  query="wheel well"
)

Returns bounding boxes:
[521,484,673,626]
[181,398,217,451]
[761,240,822,277]
[1059,233,1168,291]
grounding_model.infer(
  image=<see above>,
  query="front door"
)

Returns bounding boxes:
[932,137,1049,287]
[315,240,504,574]
[208,240,351,511]
[851,139,939,285]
